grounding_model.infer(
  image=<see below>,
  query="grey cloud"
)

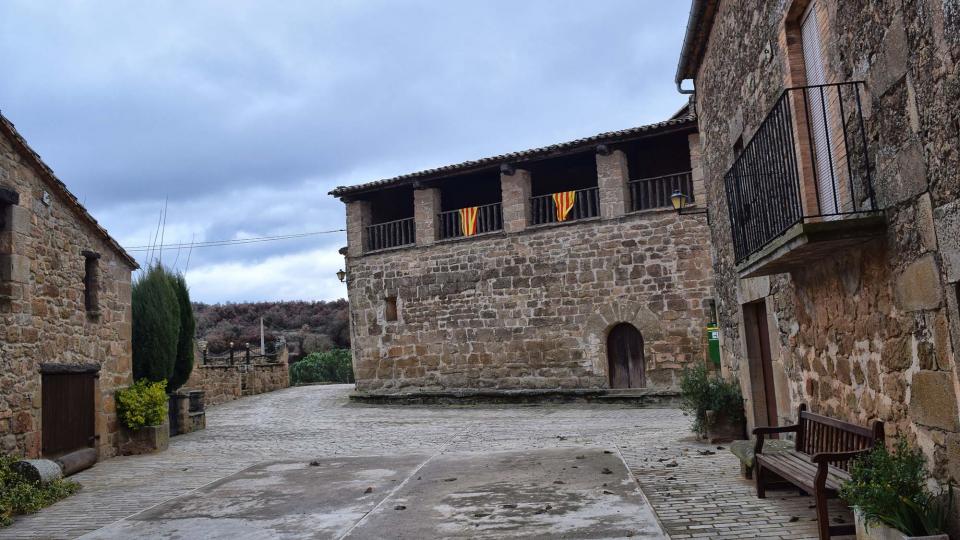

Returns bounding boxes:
[0,0,691,302]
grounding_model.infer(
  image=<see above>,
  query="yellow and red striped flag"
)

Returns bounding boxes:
[552,191,576,222]
[459,206,479,236]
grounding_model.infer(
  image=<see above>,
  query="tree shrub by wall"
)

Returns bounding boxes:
[290,349,354,385]
[132,265,180,382]
[116,379,168,431]
[679,364,745,437]
[168,273,195,392]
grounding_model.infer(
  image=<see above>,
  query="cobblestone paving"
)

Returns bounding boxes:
[1,385,853,539]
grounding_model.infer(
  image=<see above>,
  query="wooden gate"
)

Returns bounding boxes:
[41,371,96,456]
[607,323,646,389]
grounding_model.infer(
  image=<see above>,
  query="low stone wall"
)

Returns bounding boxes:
[241,364,289,396]
[184,349,290,407]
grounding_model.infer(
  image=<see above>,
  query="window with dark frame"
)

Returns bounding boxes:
[82,250,101,315]
[385,296,398,322]
[0,187,18,284]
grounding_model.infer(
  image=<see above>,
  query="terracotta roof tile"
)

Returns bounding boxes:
[330,109,695,198]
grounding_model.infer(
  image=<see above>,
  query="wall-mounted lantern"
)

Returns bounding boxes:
[336,269,347,283]
[670,189,708,219]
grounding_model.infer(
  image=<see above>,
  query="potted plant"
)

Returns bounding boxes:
[679,364,746,443]
[840,437,953,540]
[116,379,169,455]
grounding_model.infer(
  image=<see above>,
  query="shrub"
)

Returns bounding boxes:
[679,364,745,437]
[290,349,354,385]
[167,273,195,392]
[840,437,953,536]
[116,379,168,430]
[0,455,80,527]
[132,265,180,382]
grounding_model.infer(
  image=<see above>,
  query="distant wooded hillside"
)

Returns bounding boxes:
[193,300,349,359]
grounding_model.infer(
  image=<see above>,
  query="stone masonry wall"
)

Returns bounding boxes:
[693,0,960,507]
[184,347,290,407]
[347,208,714,394]
[0,126,135,459]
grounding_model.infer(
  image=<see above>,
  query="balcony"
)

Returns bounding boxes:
[530,186,600,226]
[724,82,884,278]
[366,217,415,252]
[629,171,693,212]
[438,202,503,240]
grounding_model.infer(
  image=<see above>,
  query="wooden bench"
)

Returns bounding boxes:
[753,404,884,540]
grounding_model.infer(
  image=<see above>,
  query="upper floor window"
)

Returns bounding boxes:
[365,186,415,252]
[527,152,599,225]
[82,250,100,315]
[0,187,18,284]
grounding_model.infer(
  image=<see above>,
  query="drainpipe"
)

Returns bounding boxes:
[677,79,696,95]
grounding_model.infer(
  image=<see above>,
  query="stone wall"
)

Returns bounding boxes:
[184,348,290,407]
[185,365,242,406]
[0,119,136,459]
[692,0,960,500]
[346,207,714,395]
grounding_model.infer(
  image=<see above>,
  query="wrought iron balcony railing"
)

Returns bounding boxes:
[366,217,415,252]
[629,171,694,212]
[724,82,876,264]
[438,202,503,240]
[530,186,600,225]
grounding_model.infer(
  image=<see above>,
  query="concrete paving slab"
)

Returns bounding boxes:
[81,454,431,540]
[80,446,665,539]
[345,447,665,539]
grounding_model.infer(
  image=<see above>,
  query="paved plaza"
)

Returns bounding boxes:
[1,385,852,539]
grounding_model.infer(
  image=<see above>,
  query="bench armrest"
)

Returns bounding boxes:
[811,449,870,464]
[753,424,798,455]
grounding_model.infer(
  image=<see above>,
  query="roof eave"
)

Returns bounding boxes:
[675,0,720,86]
[329,115,697,199]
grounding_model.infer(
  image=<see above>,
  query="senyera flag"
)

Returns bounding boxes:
[552,191,576,222]
[459,206,479,236]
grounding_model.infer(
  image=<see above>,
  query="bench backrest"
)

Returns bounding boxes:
[795,404,884,471]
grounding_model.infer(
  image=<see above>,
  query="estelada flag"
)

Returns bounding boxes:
[459,206,479,236]
[552,191,576,222]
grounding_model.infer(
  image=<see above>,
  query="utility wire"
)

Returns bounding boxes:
[125,228,346,252]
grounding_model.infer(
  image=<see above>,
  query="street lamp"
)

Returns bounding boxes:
[670,189,708,218]
[336,269,346,283]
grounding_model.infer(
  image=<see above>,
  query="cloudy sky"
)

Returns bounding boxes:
[0,1,691,303]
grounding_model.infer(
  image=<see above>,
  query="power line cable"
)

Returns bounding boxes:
[125,228,346,253]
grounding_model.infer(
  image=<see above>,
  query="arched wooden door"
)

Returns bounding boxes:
[607,323,645,389]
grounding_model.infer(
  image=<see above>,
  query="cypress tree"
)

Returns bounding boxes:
[132,265,180,382]
[168,273,195,392]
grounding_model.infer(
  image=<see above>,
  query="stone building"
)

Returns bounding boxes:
[0,112,138,459]
[331,109,714,398]
[676,0,960,506]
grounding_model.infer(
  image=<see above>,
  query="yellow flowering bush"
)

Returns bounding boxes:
[116,379,167,431]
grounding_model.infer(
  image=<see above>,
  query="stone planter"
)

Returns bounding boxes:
[118,422,169,456]
[705,409,745,443]
[854,508,949,540]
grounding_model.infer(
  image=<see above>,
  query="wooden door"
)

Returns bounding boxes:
[42,372,96,456]
[607,323,645,389]
[749,302,778,428]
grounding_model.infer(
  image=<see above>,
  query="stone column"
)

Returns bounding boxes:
[414,187,441,246]
[500,168,531,233]
[345,200,371,257]
[688,133,706,204]
[596,149,630,218]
